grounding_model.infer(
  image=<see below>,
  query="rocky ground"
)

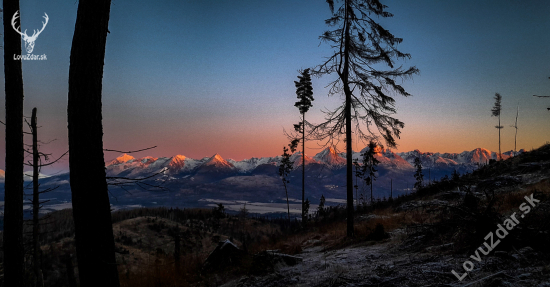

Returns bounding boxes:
[222,229,550,287]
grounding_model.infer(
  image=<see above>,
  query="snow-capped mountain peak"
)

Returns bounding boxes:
[167,155,186,171]
[107,153,135,166]
[313,147,346,167]
[204,153,234,168]
[102,147,522,179]
[290,151,318,167]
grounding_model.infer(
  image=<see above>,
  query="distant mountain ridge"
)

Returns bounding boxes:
[0,146,526,216]
[104,147,522,178]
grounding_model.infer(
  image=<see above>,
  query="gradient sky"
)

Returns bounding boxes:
[1,0,550,174]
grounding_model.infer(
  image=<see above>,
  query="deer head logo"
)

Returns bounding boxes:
[11,11,49,54]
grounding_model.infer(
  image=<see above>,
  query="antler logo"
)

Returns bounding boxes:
[11,11,49,54]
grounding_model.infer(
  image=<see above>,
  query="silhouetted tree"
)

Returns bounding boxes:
[213,203,226,220]
[294,68,314,224]
[278,140,298,224]
[413,157,423,190]
[451,169,460,182]
[67,0,120,286]
[361,141,380,204]
[352,158,362,208]
[239,203,249,220]
[30,108,43,287]
[3,1,26,285]
[491,93,503,160]
[318,194,326,219]
[311,0,419,237]
[510,104,518,152]
[22,108,67,287]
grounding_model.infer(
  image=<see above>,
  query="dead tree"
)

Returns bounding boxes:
[24,107,66,287]
[3,1,26,285]
[510,104,518,152]
[67,0,120,286]
[31,108,43,287]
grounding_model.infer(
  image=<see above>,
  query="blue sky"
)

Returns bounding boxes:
[1,0,550,173]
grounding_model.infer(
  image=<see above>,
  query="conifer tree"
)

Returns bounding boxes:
[294,69,314,224]
[279,139,298,224]
[312,0,419,237]
[352,158,362,208]
[491,93,503,160]
[318,194,326,219]
[361,141,380,204]
[413,157,423,190]
[451,169,460,182]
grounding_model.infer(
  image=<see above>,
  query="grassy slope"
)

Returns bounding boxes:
[3,144,550,286]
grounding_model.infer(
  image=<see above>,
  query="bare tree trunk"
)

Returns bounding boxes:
[514,105,518,152]
[67,0,119,286]
[3,0,25,285]
[31,108,44,287]
[354,169,357,209]
[301,113,305,224]
[343,0,354,237]
[498,115,501,160]
[283,179,291,225]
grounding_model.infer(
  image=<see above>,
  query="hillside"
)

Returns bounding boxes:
[4,143,550,286]
[217,144,550,286]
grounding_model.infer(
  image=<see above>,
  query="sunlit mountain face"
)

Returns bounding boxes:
[1,147,520,213]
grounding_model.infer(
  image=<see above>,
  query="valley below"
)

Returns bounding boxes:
[0,146,520,220]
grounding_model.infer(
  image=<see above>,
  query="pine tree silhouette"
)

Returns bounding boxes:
[294,68,314,225]
[311,0,419,237]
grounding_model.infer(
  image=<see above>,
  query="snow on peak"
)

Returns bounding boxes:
[313,147,346,167]
[204,153,234,168]
[290,151,318,167]
[228,156,279,173]
[139,156,158,164]
[107,154,135,166]
[168,155,186,170]
[467,148,493,164]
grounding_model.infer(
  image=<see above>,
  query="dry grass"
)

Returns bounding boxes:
[495,179,550,215]
[116,178,550,287]
[119,252,207,287]
[254,207,424,254]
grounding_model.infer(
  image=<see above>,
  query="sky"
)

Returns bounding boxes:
[1,0,550,174]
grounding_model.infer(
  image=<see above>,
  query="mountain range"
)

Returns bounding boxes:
[0,147,523,216]
[104,146,522,178]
